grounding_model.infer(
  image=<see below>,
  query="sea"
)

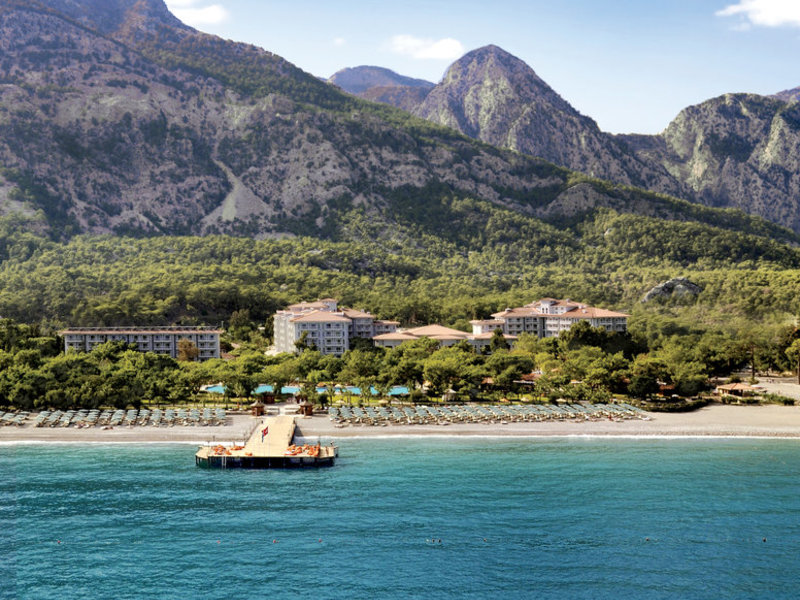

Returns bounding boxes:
[2,437,800,599]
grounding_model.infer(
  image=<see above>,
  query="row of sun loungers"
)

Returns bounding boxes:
[329,403,651,427]
[29,408,228,428]
[0,411,30,426]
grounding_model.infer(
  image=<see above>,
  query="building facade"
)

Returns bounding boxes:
[60,327,223,360]
[273,299,399,356]
[274,297,626,355]
[373,324,517,351]
[471,298,629,338]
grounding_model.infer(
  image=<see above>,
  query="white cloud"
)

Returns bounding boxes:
[387,34,464,60]
[333,37,346,47]
[717,0,800,28]
[165,1,230,26]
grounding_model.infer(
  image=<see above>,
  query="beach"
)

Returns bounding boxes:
[4,404,800,443]
[296,404,800,438]
[0,414,259,444]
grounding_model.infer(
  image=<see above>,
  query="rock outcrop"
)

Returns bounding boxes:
[642,278,703,302]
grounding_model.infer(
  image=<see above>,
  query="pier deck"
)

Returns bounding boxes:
[195,415,335,468]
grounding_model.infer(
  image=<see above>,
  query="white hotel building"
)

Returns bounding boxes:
[273,299,399,356]
[470,298,629,338]
[60,326,222,360]
[274,297,627,355]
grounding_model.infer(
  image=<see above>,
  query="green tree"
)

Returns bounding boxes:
[177,338,200,362]
[489,328,510,352]
[628,355,668,400]
[295,331,315,352]
[228,308,255,340]
[423,346,483,396]
[786,340,800,385]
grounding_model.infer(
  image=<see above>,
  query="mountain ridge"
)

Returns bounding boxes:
[0,0,797,246]
[337,45,800,234]
[412,45,689,201]
[329,65,434,95]
[773,86,800,104]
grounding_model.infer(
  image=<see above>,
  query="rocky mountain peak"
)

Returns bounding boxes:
[429,44,575,124]
[25,0,188,36]
[773,86,800,103]
[329,66,433,95]
[448,44,541,80]
[412,44,684,195]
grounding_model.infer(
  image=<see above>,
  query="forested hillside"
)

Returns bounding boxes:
[1,198,799,332]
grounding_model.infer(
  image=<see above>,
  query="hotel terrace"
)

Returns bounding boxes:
[470,298,629,338]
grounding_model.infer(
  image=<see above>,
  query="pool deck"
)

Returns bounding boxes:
[195,415,336,468]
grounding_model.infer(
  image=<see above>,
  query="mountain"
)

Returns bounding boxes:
[408,46,800,234]
[359,85,432,113]
[413,46,686,198]
[620,94,800,232]
[773,87,800,103]
[329,66,433,95]
[328,66,433,111]
[26,0,187,34]
[0,0,796,248]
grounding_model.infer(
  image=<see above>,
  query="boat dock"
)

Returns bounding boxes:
[195,415,336,468]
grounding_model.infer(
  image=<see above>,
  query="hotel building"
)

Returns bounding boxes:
[470,298,629,338]
[275,297,627,355]
[60,326,222,360]
[373,324,517,351]
[273,299,399,356]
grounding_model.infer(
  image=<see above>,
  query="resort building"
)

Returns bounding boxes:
[272,299,399,356]
[373,324,517,351]
[60,327,222,360]
[471,298,629,338]
[274,297,625,355]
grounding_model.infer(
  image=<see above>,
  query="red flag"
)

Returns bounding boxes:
[262,426,268,436]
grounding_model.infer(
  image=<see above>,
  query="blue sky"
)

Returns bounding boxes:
[164,0,800,134]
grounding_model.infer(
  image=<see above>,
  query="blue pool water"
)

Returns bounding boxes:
[2,438,800,599]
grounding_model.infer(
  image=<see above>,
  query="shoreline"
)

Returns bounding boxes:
[294,404,800,439]
[2,405,800,443]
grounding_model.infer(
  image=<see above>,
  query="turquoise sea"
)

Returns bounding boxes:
[2,438,800,599]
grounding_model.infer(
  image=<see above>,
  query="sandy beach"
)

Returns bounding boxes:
[0,414,261,444]
[4,404,800,443]
[294,404,800,439]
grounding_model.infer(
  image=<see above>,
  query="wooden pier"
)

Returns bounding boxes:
[195,415,336,468]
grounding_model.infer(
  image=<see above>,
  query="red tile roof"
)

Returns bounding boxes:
[373,332,419,341]
[342,308,374,319]
[404,324,470,338]
[290,310,351,323]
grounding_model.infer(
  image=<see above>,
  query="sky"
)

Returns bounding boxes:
[163,0,800,134]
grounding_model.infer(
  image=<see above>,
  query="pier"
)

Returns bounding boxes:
[195,415,336,468]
